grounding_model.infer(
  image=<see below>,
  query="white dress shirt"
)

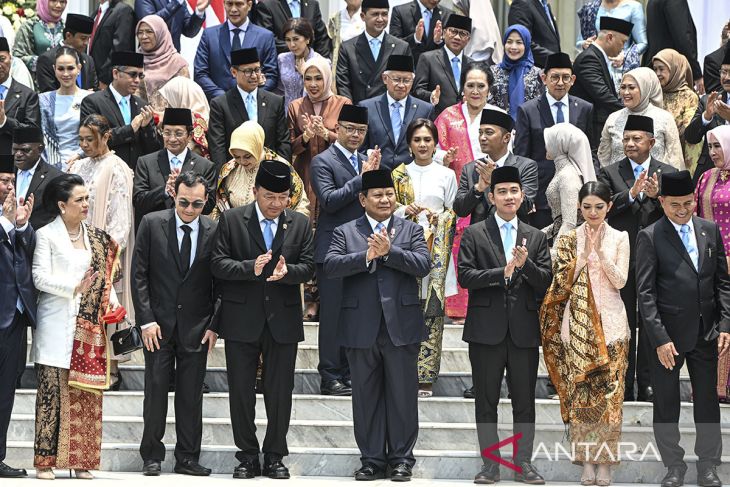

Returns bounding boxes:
[255,201,279,238]
[167,148,188,171]
[494,212,519,259]
[229,19,250,45]
[339,8,364,42]
[627,156,650,203]
[364,29,386,45]
[492,151,510,168]
[545,92,570,125]
[334,141,358,167]
[669,218,699,268]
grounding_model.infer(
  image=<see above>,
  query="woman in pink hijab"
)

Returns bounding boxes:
[135,15,189,104]
[695,125,730,401]
[12,0,66,74]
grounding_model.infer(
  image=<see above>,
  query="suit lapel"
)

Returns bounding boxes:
[229,89,249,124]
[356,214,372,240]
[694,216,708,273]
[617,158,635,190]
[257,91,269,126]
[187,217,210,276]
[484,216,507,266]
[537,94,554,128]
[373,35,396,75]
[591,45,616,96]
[332,145,359,177]
[165,215,184,275]
[567,96,581,125]
[377,94,396,145]
[356,34,376,73]
[181,150,196,172]
[25,162,47,198]
[103,88,126,126]
[662,217,697,273]
[245,203,267,253]
[156,150,171,180]
[516,221,531,251]
[3,80,21,115]
[439,48,458,93]
[278,0,292,16]
[400,96,419,144]
[647,157,666,181]
[219,23,232,64]
[270,209,291,255]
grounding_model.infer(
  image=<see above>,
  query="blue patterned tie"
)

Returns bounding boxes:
[634,165,645,199]
[375,222,385,234]
[554,101,564,123]
[263,219,274,250]
[369,38,381,61]
[680,224,698,270]
[502,222,514,259]
[0,85,7,100]
[350,154,359,172]
[451,56,461,86]
[171,156,182,171]
[119,97,131,125]
[289,0,300,17]
[391,101,402,142]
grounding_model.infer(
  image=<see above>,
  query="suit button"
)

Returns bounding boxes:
[265,296,270,301]
[177,304,182,309]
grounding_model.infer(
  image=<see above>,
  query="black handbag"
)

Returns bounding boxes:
[111,319,143,356]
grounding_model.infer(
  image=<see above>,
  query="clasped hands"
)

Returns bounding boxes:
[254,249,288,281]
[2,190,33,227]
[414,19,442,44]
[629,170,659,200]
[504,243,528,280]
[474,159,497,193]
[367,227,391,262]
[404,203,438,226]
[704,91,730,122]
[301,113,329,142]
[131,106,155,132]
[165,168,181,198]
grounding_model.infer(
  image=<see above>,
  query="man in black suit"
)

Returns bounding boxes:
[208,48,290,168]
[515,52,594,230]
[311,104,380,395]
[636,170,730,487]
[458,166,551,484]
[359,54,434,170]
[507,0,560,68]
[211,161,314,480]
[389,0,451,65]
[87,0,136,88]
[80,52,161,171]
[413,14,474,116]
[36,14,99,93]
[335,0,411,104]
[0,168,35,478]
[0,38,41,156]
[455,108,537,225]
[643,0,703,93]
[256,0,331,57]
[686,49,730,187]
[133,172,218,478]
[703,31,728,95]
[12,127,62,231]
[325,169,430,481]
[571,17,632,148]
[598,115,677,402]
[133,109,216,228]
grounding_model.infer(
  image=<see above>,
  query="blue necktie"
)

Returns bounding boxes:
[232,28,242,51]
[289,0,300,17]
[375,222,385,234]
[391,101,402,142]
[451,56,461,86]
[0,85,7,100]
[171,156,182,171]
[502,222,514,260]
[16,170,30,201]
[680,224,698,270]
[422,8,431,38]
[245,93,257,123]
[263,219,274,250]
[350,154,359,172]
[76,72,83,88]
[369,38,381,61]
[554,101,565,123]
[542,0,556,31]
[119,97,131,125]
[634,165,645,199]
[7,228,24,313]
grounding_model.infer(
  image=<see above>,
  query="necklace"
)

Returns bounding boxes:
[68,223,83,242]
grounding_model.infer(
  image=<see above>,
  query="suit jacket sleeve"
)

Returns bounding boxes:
[194,32,226,99]
[312,3,332,58]
[457,226,507,289]
[520,160,538,213]
[576,55,622,111]
[207,97,228,168]
[635,227,671,349]
[16,222,35,258]
[1,91,40,134]
[311,160,363,213]
[513,230,552,294]
[713,224,730,333]
[453,165,481,218]
[133,159,171,215]
[210,211,259,281]
[513,105,532,158]
[35,53,56,93]
[323,225,370,278]
[261,34,279,92]
[389,8,413,47]
[88,58,100,91]
[508,2,554,65]
[32,229,78,299]
[663,0,701,79]
[135,0,179,20]
[255,2,283,53]
[182,6,204,38]
[114,6,137,59]
[274,97,292,160]
[131,215,155,326]
[598,167,635,218]
[335,45,353,101]
[381,224,431,277]
[277,219,315,285]
[202,162,217,215]
[412,55,432,102]
[704,52,722,94]
[685,96,718,144]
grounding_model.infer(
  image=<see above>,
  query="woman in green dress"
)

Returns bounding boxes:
[13,0,66,77]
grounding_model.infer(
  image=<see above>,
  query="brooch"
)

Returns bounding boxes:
[283,223,288,230]
[721,171,730,183]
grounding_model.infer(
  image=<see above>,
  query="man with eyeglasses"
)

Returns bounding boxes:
[687,48,730,187]
[87,0,135,89]
[208,47,290,168]
[36,14,99,93]
[133,171,219,477]
[335,0,411,105]
[0,37,41,156]
[133,108,216,230]
[413,14,475,116]
[311,104,381,396]
[80,51,161,171]
[389,0,452,65]
[195,0,278,100]
[514,52,594,230]
[359,54,434,170]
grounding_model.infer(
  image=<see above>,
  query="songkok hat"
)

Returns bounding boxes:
[362,0,389,9]
[385,54,414,73]
[444,14,472,33]
[0,154,14,174]
[722,46,730,67]
[111,51,144,68]
[338,104,369,125]
[480,108,514,132]
[362,169,394,191]
[162,108,193,127]
[255,160,291,193]
[231,48,259,66]
[661,170,694,197]
[545,52,573,72]
[12,127,43,144]
[490,166,521,191]
[624,114,654,134]
[0,37,9,53]
[599,16,633,37]
[65,14,95,35]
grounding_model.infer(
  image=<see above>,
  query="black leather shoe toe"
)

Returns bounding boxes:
[463,386,475,399]
[660,467,686,487]
[515,462,545,484]
[698,466,721,487]
[174,459,211,476]
[320,379,352,396]
[390,463,412,482]
[233,461,262,479]
[0,462,27,478]
[142,460,161,476]
[474,464,500,484]
[354,464,385,481]
[263,460,290,479]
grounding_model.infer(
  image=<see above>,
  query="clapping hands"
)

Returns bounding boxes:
[366,227,390,262]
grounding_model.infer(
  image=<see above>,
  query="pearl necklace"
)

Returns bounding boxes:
[68,223,83,242]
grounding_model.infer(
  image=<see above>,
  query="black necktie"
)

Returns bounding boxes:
[180,225,192,274]
[232,28,242,51]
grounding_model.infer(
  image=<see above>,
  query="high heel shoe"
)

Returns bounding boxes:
[580,464,596,486]
[595,465,611,486]
[73,469,94,480]
[109,371,123,391]
[36,468,55,480]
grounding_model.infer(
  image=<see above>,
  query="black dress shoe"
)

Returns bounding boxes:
[174,459,211,476]
[262,460,290,479]
[354,464,385,481]
[321,379,352,396]
[343,378,352,388]
[255,378,263,394]
[464,386,475,399]
[233,460,261,479]
[0,462,27,478]
[110,372,124,391]
[390,463,412,482]
[142,460,161,476]
[698,466,722,487]
[660,466,686,487]
[637,386,654,402]
[474,464,500,484]
[202,382,210,394]
[515,462,545,484]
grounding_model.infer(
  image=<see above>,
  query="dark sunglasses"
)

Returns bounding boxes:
[177,199,205,209]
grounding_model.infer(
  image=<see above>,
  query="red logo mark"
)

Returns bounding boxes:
[481,432,523,473]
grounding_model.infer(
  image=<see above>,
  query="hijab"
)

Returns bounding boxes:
[229,120,265,162]
[622,67,663,114]
[159,76,211,122]
[302,56,333,103]
[708,126,730,170]
[544,123,597,183]
[498,25,534,120]
[37,0,63,24]
[137,15,189,96]
[651,49,693,94]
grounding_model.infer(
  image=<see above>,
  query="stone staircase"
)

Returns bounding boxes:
[9,322,725,482]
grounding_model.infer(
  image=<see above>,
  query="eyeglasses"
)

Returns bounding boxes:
[385,74,413,86]
[136,29,155,37]
[178,199,205,209]
[340,124,367,135]
[235,66,261,77]
[119,69,145,80]
[446,28,470,39]
[548,74,573,84]
[163,130,188,139]
[0,176,14,185]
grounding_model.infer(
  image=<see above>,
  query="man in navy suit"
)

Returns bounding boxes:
[0,156,36,478]
[359,54,434,170]
[311,105,381,396]
[135,0,208,52]
[325,169,430,481]
[515,52,594,230]
[194,0,278,100]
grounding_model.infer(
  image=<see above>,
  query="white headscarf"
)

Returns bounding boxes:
[622,67,664,113]
[544,123,597,183]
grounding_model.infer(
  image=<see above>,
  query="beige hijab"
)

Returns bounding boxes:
[159,76,211,121]
[651,49,693,94]
[229,120,265,161]
[544,123,597,183]
[623,67,664,113]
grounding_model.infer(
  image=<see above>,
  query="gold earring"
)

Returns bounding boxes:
[61,209,65,215]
